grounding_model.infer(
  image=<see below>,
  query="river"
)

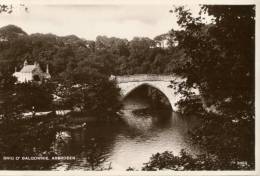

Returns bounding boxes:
[49,95,201,171]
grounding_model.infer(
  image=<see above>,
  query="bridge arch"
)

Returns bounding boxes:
[122,82,173,110]
[118,81,182,111]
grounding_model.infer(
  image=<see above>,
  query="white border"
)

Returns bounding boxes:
[0,0,259,175]
[0,170,257,175]
[0,0,258,5]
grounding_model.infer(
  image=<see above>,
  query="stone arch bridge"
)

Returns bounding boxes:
[112,74,198,111]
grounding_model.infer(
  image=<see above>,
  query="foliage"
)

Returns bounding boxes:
[142,150,252,171]
[172,5,255,168]
[0,81,54,121]
[67,78,121,119]
[0,25,186,78]
[0,74,20,120]
[0,113,62,169]
[14,82,54,111]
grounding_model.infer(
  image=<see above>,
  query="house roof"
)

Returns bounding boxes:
[20,65,37,73]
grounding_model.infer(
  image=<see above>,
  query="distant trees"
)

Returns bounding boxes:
[0,24,187,79]
[95,35,129,56]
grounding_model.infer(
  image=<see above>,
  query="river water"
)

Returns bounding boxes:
[50,95,201,171]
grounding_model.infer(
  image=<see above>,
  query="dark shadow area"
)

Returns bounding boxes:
[123,84,172,112]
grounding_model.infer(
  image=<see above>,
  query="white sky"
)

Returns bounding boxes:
[0,0,203,40]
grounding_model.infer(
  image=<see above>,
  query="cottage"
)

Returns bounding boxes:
[13,60,51,83]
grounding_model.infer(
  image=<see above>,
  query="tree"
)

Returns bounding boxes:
[0,74,20,121]
[142,150,251,171]
[1,81,54,119]
[14,82,54,112]
[172,5,255,168]
[95,36,129,56]
[68,77,121,120]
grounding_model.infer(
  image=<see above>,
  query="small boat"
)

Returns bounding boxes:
[68,123,87,130]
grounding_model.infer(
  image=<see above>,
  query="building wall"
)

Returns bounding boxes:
[13,72,33,82]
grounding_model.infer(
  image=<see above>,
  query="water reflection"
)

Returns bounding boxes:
[108,111,200,170]
[49,95,201,170]
[0,94,201,170]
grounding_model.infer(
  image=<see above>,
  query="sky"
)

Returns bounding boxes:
[0,0,203,40]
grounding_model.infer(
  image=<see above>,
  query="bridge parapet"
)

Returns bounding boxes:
[113,74,184,83]
[113,74,199,111]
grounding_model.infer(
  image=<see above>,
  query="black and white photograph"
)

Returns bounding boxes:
[0,0,257,174]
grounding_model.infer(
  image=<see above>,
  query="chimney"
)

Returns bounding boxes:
[34,61,40,68]
[24,60,28,66]
[46,64,49,74]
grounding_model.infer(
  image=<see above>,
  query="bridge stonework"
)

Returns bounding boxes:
[112,74,191,111]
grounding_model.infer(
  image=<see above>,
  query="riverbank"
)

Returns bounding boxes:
[0,110,123,131]
[54,111,124,131]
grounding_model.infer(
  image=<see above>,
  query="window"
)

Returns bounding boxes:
[33,75,40,81]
